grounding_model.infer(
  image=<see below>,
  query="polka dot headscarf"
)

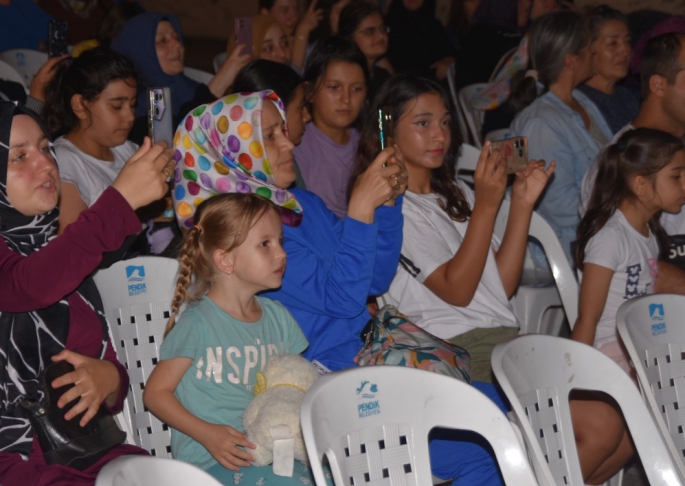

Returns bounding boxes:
[172,90,303,228]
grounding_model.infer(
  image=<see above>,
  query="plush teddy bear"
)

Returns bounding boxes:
[242,354,320,470]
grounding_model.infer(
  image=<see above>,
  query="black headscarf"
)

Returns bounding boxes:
[0,102,108,456]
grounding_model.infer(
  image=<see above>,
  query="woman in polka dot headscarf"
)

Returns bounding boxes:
[172,89,409,374]
[173,90,303,229]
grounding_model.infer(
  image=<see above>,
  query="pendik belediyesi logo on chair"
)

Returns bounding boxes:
[125,265,147,297]
[649,303,666,337]
[356,380,381,418]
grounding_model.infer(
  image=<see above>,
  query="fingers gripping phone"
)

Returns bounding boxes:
[234,17,253,56]
[48,20,68,58]
[148,87,174,146]
[489,136,527,174]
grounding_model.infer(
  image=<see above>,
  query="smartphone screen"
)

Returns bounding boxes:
[378,108,394,151]
[148,87,174,146]
[234,17,253,56]
[48,20,68,58]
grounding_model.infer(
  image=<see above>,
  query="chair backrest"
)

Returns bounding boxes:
[454,143,481,184]
[301,366,539,486]
[458,83,487,149]
[213,52,227,74]
[0,49,48,87]
[446,63,471,148]
[492,334,682,486]
[183,67,213,85]
[95,455,222,486]
[489,46,519,83]
[0,59,28,92]
[93,256,179,458]
[493,200,578,325]
[617,293,685,480]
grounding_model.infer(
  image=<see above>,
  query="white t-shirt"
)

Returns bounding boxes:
[55,137,138,207]
[388,183,518,339]
[583,209,659,348]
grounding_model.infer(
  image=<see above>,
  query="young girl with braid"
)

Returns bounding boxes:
[143,193,318,485]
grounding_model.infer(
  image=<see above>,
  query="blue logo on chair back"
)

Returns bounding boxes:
[125,265,147,296]
[649,303,666,336]
[357,380,381,418]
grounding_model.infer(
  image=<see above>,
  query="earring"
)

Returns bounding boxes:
[226,270,232,276]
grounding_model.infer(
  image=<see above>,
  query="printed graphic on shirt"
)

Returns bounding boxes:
[193,338,286,392]
[399,254,420,278]
[623,259,656,299]
[667,234,685,272]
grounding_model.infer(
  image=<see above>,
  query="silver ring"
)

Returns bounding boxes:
[392,175,399,188]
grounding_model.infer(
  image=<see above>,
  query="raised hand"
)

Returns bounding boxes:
[511,159,556,208]
[50,349,121,426]
[473,141,507,212]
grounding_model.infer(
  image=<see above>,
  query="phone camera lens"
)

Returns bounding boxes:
[518,148,524,157]
[154,106,160,117]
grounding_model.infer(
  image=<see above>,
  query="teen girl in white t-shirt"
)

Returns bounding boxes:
[575,128,685,369]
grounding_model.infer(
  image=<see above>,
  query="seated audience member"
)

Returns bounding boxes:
[630,15,685,77]
[227,16,292,67]
[577,5,639,134]
[0,0,52,52]
[0,55,64,115]
[338,1,393,100]
[582,33,685,283]
[575,129,685,374]
[111,12,251,144]
[510,11,612,266]
[294,37,368,218]
[233,59,311,188]
[260,0,300,36]
[385,0,456,80]
[0,101,174,484]
[42,48,179,258]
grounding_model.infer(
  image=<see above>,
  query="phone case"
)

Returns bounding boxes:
[48,20,68,58]
[489,136,527,174]
[234,17,253,56]
[148,87,174,146]
[378,108,394,150]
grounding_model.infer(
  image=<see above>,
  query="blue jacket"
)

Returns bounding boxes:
[263,189,403,371]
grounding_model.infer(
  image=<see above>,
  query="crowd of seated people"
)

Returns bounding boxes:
[2,1,685,485]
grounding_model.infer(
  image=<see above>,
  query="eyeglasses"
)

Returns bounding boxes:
[356,25,390,37]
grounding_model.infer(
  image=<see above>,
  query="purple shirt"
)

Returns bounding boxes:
[293,123,361,219]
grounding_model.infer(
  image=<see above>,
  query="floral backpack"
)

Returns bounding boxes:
[354,305,471,383]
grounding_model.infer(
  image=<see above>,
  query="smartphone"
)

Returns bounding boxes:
[234,17,253,56]
[148,87,174,146]
[378,107,394,151]
[489,136,528,174]
[48,20,68,58]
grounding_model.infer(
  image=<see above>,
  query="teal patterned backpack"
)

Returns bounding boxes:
[354,305,471,383]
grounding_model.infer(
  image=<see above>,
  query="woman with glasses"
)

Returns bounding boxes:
[338,1,393,100]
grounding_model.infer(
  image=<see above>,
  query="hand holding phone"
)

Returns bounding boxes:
[489,136,527,174]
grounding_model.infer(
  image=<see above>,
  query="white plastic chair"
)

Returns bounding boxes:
[213,52,227,74]
[492,334,683,486]
[617,293,685,481]
[95,456,222,486]
[454,143,480,184]
[494,199,578,335]
[0,59,28,92]
[458,83,487,149]
[446,63,471,147]
[93,256,179,458]
[301,366,540,486]
[0,49,48,88]
[183,67,213,85]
